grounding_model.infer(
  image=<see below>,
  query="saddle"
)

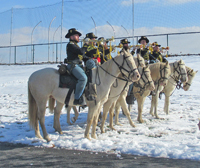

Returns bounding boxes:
[57,64,97,105]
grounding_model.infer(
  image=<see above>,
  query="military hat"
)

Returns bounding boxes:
[153,41,161,47]
[98,37,109,43]
[138,36,149,43]
[65,28,82,38]
[120,38,130,44]
[86,32,97,39]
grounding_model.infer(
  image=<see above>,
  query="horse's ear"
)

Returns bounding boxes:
[195,70,198,73]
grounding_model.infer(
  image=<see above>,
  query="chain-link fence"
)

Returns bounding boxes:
[0,0,200,64]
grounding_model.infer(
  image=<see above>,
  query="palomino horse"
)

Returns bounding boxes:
[99,54,145,133]
[131,62,171,123]
[101,65,155,133]
[66,54,145,125]
[150,60,188,117]
[28,51,140,141]
[163,65,197,114]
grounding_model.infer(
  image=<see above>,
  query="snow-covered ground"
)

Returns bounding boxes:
[0,56,200,161]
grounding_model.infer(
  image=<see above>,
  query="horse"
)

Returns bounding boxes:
[66,54,145,126]
[150,59,188,118]
[101,65,155,132]
[99,54,146,133]
[128,62,171,123]
[28,51,140,141]
[163,65,197,114]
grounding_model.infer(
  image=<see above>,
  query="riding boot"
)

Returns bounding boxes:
[73,95,86,106]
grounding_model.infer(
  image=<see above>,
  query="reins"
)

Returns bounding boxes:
[132,67,153,96]
[95,54,137,86]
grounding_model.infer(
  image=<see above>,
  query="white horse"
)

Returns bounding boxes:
[150,60,188,117]
[102,65,155,132]
[99,54,145,133]
[66,54,145,125]
[130,62,171,123]
[28,51,140,141]
[163,65,197,114]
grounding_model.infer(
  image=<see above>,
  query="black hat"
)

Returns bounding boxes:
[86,32,97,39]
[138,36,149,43]
[120,38,130,44]
[98,37,109,43]
[153,41,161,47]
[65,28,82,38]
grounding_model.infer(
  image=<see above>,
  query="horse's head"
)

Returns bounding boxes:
[159,61,171,86]
[174,59,188,83]
[117,50,140,82]
[138,65,155,91]
[183,67,198,91]
[133,54,145,68]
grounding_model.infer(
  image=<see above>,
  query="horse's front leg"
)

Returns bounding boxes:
[101,101,113,133]
[66,106,72,125]
[53,101,64,134]
[153,91,160,119]
[72,106,79,123]
[137,96,146,123]
[149,94,155,116]
[91,104,101,139]
[119,95,135,127]
[85,102,100,140]
[115,98,123,126]
[164,95,170,115]
[109,102,117,130]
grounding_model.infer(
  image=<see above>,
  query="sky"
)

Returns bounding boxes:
[0,0,200,63]
[0,55,200,161]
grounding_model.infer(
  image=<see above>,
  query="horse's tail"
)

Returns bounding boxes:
[48,96,55,113]
[28,83,38,129]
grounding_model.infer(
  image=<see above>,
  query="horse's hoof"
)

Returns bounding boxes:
[36,134,43,139]
[72,117,76,123]
[45,135,51,142]
[115,122,123,126]
[59,131,63,135]
[91,135,97,139]
[85,135,91,140]
[130,123,136,127]
[110,127,116,131]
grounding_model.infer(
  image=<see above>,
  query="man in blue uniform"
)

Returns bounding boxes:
[65,28,87,105]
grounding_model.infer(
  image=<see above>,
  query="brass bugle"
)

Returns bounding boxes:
[129,44,143,49]
[161,46,170,50]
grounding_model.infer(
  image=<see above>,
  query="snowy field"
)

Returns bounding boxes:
[0,56,200,161]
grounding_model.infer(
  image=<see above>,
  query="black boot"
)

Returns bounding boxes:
[73,96,85,106]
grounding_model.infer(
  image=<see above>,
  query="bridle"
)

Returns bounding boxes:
[133,67,153,96]
[96,54,137,85]
[183,70,193,88]
[169,62,187,89]
[156,63,170,86]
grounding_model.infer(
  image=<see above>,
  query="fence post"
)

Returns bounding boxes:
[167,34,169,56]
[33,45,35,64]
[56,43,58,63]
[14,46,16,64]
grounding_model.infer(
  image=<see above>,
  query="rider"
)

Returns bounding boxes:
[98,37,110,64]
[84,32,102,64]
[136,36,150,64]
[64,28,87,106]
[119,38,131,54]
[150,42,167,63]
